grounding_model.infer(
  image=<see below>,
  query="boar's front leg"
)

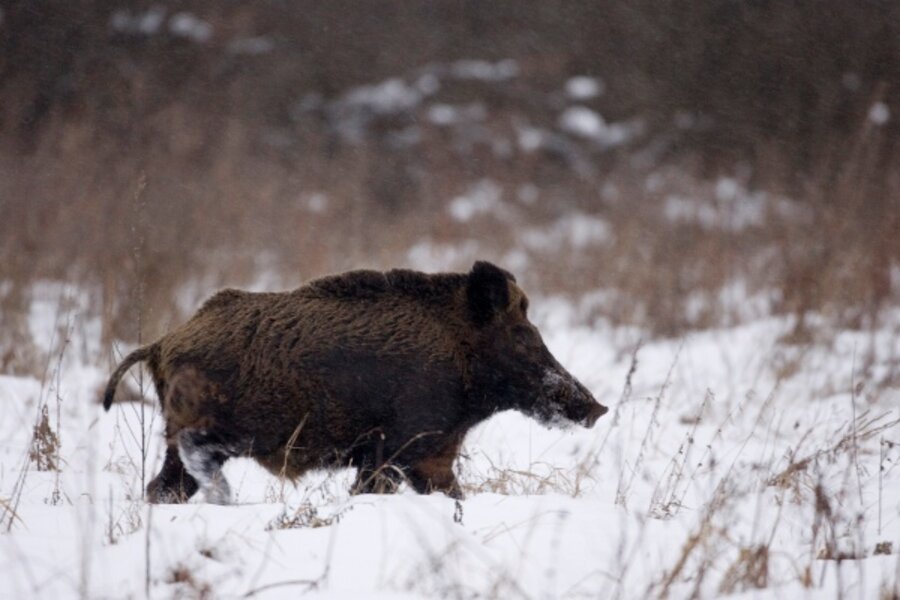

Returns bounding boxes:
[408,462,464,499]
[350,444,403,495]
[407,436,465,499]
[352,463,403,495]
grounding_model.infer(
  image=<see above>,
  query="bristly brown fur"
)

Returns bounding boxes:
[103,261,606,503]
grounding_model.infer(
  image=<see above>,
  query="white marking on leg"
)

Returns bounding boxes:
[177,430,232,505]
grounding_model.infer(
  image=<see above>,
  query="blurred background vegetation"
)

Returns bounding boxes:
[1,1,898,369]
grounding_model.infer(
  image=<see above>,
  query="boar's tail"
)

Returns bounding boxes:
[103,345,155,411]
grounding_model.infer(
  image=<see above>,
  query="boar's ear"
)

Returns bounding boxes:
[467,261,512,325]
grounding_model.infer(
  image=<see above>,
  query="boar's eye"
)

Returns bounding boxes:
[519,297,529,316]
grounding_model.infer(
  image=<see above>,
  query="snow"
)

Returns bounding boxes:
[426,103,487,127]
[565,76,604,100]
[517,127,546,152]
[344,79,422,116]
[663,178,791,232]
[520,214,612,251]
[446,180,504,222]
[869,102,891,126]
[110,7,166,36]
[558,106,637,148]
[559,107,606,138]
[303,192,329,214]
[328,78,430,142]
[110,7,212,43]
[406,241,482,273]
[2,279,899,599]
[168,12,213,44]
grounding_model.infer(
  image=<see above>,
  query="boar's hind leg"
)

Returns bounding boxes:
[146,444,199,503]
[177,429,241,505]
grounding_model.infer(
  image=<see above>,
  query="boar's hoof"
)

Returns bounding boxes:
[408,470,465,500]
[352,467,403,495]
[146,484,194,504]
[145,449,199,504]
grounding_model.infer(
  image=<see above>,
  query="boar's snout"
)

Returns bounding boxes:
[584,398,609,428]
[541,368,608,428]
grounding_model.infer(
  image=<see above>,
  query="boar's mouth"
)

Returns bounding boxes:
[532,370,608,429]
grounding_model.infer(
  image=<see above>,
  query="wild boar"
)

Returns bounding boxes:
[103,261,607,503]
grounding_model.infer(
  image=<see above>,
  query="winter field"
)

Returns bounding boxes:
[3,5,900,599]
[1,276,898,600]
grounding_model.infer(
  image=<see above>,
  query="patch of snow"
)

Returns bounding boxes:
[516,127,545,152]
[665,195,717,227]
[521,213,612,251]
[426,103,486,126]
[345,79,421,115]
[168,12,213,43]
[447,180,504,222]
[566,215,613,247]
[559,106,637,147]
[450,59,519,81]
[329,77,433,142]
[406,240,481,272]
[714,176,740,201]
[560,106,605,137]
[665,178,769,231]
[500,249,529,273]
[304,192,328,213]
[869,101,890,126]
[565,75,604,100]
[110,6,165,35]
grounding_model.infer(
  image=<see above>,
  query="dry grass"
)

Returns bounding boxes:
[28,404,59,472]
[267,501,352,531]
[1,2,898,354]
[1,5,898,597]
[460,457,585,497]
[166,564,213,600]
[769,411,900,493]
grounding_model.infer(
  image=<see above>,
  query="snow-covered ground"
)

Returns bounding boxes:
[1,284,899,599]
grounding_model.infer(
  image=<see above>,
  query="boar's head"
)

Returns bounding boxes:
[465,261,608,428]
